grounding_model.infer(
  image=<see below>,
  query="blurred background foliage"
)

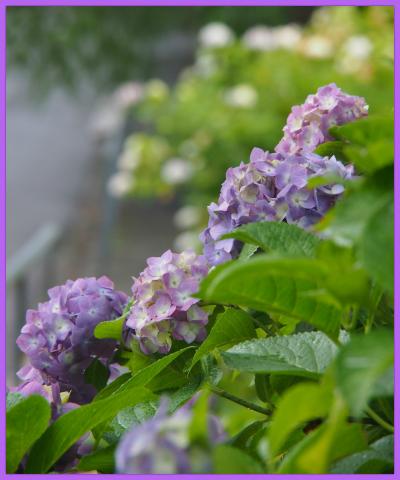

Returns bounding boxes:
[102,6,393,251]
[7,6,314,92]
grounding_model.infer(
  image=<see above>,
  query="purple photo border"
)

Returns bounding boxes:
[0,0,397,478]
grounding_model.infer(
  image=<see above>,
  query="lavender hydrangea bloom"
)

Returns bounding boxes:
[200,148,354,265]
[116,398,225,474]
[116,399,191,474]
[16,276,128,403]
[126,250,209,354]
[276,83,368,155]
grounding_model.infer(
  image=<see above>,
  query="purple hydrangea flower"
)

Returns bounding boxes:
[200,149,354,265]
[275,83,368,155]
[115,397,225,474]
[126,250,209,354]
[16,276,128,403]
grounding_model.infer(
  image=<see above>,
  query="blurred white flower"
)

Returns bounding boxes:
[224,84,258,108]
[161,158,193,185]
[174,231,201,252]
[174,206,202,230]
[107,171,132,197]
[302,35,333,59]
[117,148,139,171]
[242,26,276,51]
[194,53,218,77]
[89,103,123,141]
[273,24,302,50]
[199,22,234,48]
[242,24,302,52]
[344,35,373,60]
[113,82,144,110]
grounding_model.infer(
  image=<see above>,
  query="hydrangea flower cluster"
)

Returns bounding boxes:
[126,250,209,354]
[16,276,128,403]
[200,83,366,265]
[116,398,225,474]
[200,149,354,265]
[275,83,368,155]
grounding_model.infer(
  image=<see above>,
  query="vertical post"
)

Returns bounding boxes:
[13,276,28,381]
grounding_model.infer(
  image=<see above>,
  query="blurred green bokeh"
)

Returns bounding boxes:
[104,6,393,251]
[7,6,314,92]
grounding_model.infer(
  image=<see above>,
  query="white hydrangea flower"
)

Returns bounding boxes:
[174,206,202,230]
[161,158,193,184]
[344,35,373,60]
[198,22,234,48]
[302,35,333,59]
[117,148,140,171]
[112,82,144,110]
[224,84,258,108]
[242,26,276,51]
[174,231,201,252]
[89,103,123,141]
[107,171,133,197]
[273,24,302,50]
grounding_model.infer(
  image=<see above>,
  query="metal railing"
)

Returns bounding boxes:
[7,223,63,381]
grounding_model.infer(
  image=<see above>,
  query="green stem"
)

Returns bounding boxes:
[365,406,394,433]
[208,385,272,416]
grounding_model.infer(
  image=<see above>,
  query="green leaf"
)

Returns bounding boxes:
[277,396,367,473]
[254,374,272,403]
[213,445,264,473]
[94,373,131,401]
[238,242,258,260]
[314,140,344,159]
[126,342,153,373]
[267,382,333,456]
[26,387,154,473]
[224,221,320,258]
[330,114,393,144]
[94,298,133,340]
[78,445,115,473]
[315,241,370,306]
[343,140,393,175]
[222,331,340,379]
[330,114,393,174]
[102,401,158,445]
[334,329,394,416]
[188,390,209,444]
[26,348,192,472]
[84,358,110,392]
[199,255,342,338]
[318,168,392,246]
[6,395,51,473]
[278,419,366,473]
[230,421,266,450]
[191,308,256,367]
[94,316,125,340]
[167,376,203,413]
[331,435,393,474]
[307,172,353,190]
[359,194,394,296]
[115,346,194,395]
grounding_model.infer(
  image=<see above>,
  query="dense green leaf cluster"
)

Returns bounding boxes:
[7,103,394,473]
